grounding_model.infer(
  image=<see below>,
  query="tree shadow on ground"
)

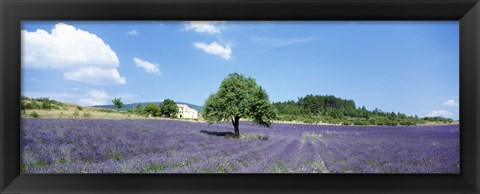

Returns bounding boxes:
[200,130,234,137]
[200,130,269,141]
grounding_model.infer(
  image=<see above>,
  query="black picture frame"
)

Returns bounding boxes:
[1,0,479,193]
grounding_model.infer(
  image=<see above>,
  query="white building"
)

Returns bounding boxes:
[177,104,198,119]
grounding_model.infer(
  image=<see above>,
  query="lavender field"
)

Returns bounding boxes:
[20,118,459,173]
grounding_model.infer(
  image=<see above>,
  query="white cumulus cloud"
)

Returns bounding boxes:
[63,67,126,85]
[443,99,459,107]
[426,110,453,118]
[184,21,225,34]
[193,41,232,60]
[127,30,138,35]
[78,89,110,106]
[21,23,126,85]
[133,58,160,75]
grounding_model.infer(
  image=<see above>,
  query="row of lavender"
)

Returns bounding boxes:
[20,118,459,173]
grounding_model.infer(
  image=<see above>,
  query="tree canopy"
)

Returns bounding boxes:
[202,72,276,137]
[144,103,160,117]
[159,99,178,118]
[134,103,143,114]
[112,97,124,112]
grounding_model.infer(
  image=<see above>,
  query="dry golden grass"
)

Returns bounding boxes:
[22,106,145,119]
[417,121,460,126]
[21,105,207,122]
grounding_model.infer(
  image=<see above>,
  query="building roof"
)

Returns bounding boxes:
[176,104,188,107]
[176,104,197,111]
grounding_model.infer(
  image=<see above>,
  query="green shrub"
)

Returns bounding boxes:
[320,116,333,123]
[399,120,416,126]
[353,119,370,125]
[368,117,399,126]
[285,115,297,121]
[144,103,161,117]
[342,120,353,125]
[76,106,83,111]
[135,104,143,114]
[29,111,39,118]
[97,109,115,113]
[24,101,41,110]
[417,120,427,124]
[41,101,53,110]
[423,116,453,123]
[330,119,341,124]
[303,116,318,124]
[83,112,91,118]
[73,110,80,117]
[31,97,58,110]
[386,121,398,126]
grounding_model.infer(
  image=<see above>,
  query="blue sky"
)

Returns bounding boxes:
[21,21,459,119]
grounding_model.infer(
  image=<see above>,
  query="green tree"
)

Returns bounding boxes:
[202,72,276,137]
[159,99,178,118]
[135,103,143,114]
[144,103,160,117]
[112,97,124,112]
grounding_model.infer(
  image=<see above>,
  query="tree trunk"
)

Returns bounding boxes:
[233,116,240,138]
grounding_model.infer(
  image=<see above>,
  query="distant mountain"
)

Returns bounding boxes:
[93,102,203,113]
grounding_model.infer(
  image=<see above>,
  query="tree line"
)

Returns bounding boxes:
[113,98,179,118]
[272,94,454,125]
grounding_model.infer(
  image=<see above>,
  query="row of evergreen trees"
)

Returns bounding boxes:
[272,94,454,126]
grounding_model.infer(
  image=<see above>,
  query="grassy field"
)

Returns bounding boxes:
[23,106,144,119]
[21,101,203,123]
[20,98,458,126]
